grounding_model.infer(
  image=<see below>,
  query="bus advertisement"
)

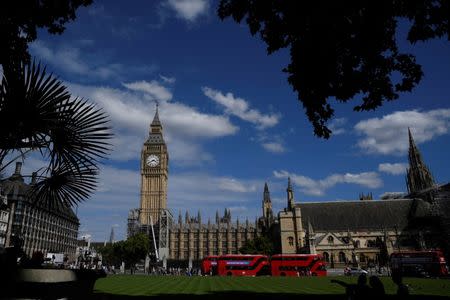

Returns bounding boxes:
[271,254,327,277]
[216,254,270,276]
[390,250,448,277]
[201,255,218,275]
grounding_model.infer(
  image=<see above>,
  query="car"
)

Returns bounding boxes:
[344,267,368,276]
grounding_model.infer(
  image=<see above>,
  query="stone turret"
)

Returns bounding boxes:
[287,177,295,210]
[185,211,190,224]
[262,182,274,228]
[307,220,316,254]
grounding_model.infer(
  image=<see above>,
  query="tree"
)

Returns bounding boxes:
[99,234,150,273]
[122,233,150,271]
[0,61,111,210]
[218,0,449,138]
[0,0,92,75]
[239,236,274,255]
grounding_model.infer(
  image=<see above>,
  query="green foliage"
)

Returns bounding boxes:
[239,236,274,255]
[99,233,150,268]
[218,0,449,138]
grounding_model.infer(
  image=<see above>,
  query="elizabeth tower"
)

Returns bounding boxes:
[139,106,169,225]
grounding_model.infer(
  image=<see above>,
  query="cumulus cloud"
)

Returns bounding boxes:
[262,142,286,154]
[202,87,280,129]
[380,192,406,200]
[355,109,450,155]
[67,82,238,163]
[273,170,383,196]
[123,80,173,102]
[166,0,209,22]
[378,163,408,175]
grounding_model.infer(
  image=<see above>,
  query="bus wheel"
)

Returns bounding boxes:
[227,272,232,276]
[280,272,286,277]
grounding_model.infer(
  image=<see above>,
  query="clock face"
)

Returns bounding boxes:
[146,154,159,167]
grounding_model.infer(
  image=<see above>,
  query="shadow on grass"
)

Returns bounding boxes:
[91,291,450,300]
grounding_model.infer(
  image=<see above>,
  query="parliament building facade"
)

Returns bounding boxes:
[129,110,449,266]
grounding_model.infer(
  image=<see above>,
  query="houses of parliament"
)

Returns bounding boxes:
[128,108,450,266]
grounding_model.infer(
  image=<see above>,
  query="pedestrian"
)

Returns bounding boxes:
[392,271,409,297]
[369,276,385,297]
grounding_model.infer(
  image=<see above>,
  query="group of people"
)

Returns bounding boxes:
[332,272,409,299]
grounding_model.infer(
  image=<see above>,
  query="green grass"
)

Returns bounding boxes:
[93,275,450,299]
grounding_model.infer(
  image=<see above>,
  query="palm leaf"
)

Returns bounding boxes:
[0,60,112,208]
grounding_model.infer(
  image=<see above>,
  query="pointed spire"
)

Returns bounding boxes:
[307,219,314,235]
[287,177,295,210]
[236,216,240,227]
[216,210,220,224]
[264,182,269,192]
[406,128,435,194]
[178,211,182,225]
[151,102,161,127]
[185,210,190,224]
[197,210,201,224]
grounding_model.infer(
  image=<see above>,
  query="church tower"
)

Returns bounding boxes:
[262,182,273,228]
[139,105,169,225]
[406,128,435,194]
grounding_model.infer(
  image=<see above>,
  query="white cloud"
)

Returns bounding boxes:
[329,118,347,135]
[166,0,209,22]
[159,75,176,84]
[378,163,408,175]
[217,178,257,193]
[123,80,173,102]
[67,82,238,163]
[262,142,286,154]
[29,41,157,81]
[202,87,280,129]
[273,170,383,197]
[380,192,406,200]
[355,109,450,155]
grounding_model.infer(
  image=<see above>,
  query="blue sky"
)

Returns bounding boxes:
[8,0,450,241]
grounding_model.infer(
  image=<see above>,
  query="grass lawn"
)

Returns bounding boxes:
[93,275,450,299]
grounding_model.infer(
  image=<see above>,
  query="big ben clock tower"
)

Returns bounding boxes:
[139,105,168,225]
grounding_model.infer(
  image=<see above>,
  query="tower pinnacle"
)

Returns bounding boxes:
[406,128,435,194]
[287,177,295,210]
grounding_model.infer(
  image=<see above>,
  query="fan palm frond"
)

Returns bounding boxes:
[0,60,112,208]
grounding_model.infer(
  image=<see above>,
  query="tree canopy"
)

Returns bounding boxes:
[218,0,449,138]
[0,0,92,73]
[239,236,275,255]
[99,233,150,269]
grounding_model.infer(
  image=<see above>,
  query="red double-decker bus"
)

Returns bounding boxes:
[390,250,448,277]
[201,255,219,275]
[271,254,327,277]
[217,254,270,276]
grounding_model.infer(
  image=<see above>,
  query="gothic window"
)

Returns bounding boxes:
[288,236,294,246]
[354,240,360,248]
[338,252,346,263]
[327,236,334,244]
[322,252,330,262]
